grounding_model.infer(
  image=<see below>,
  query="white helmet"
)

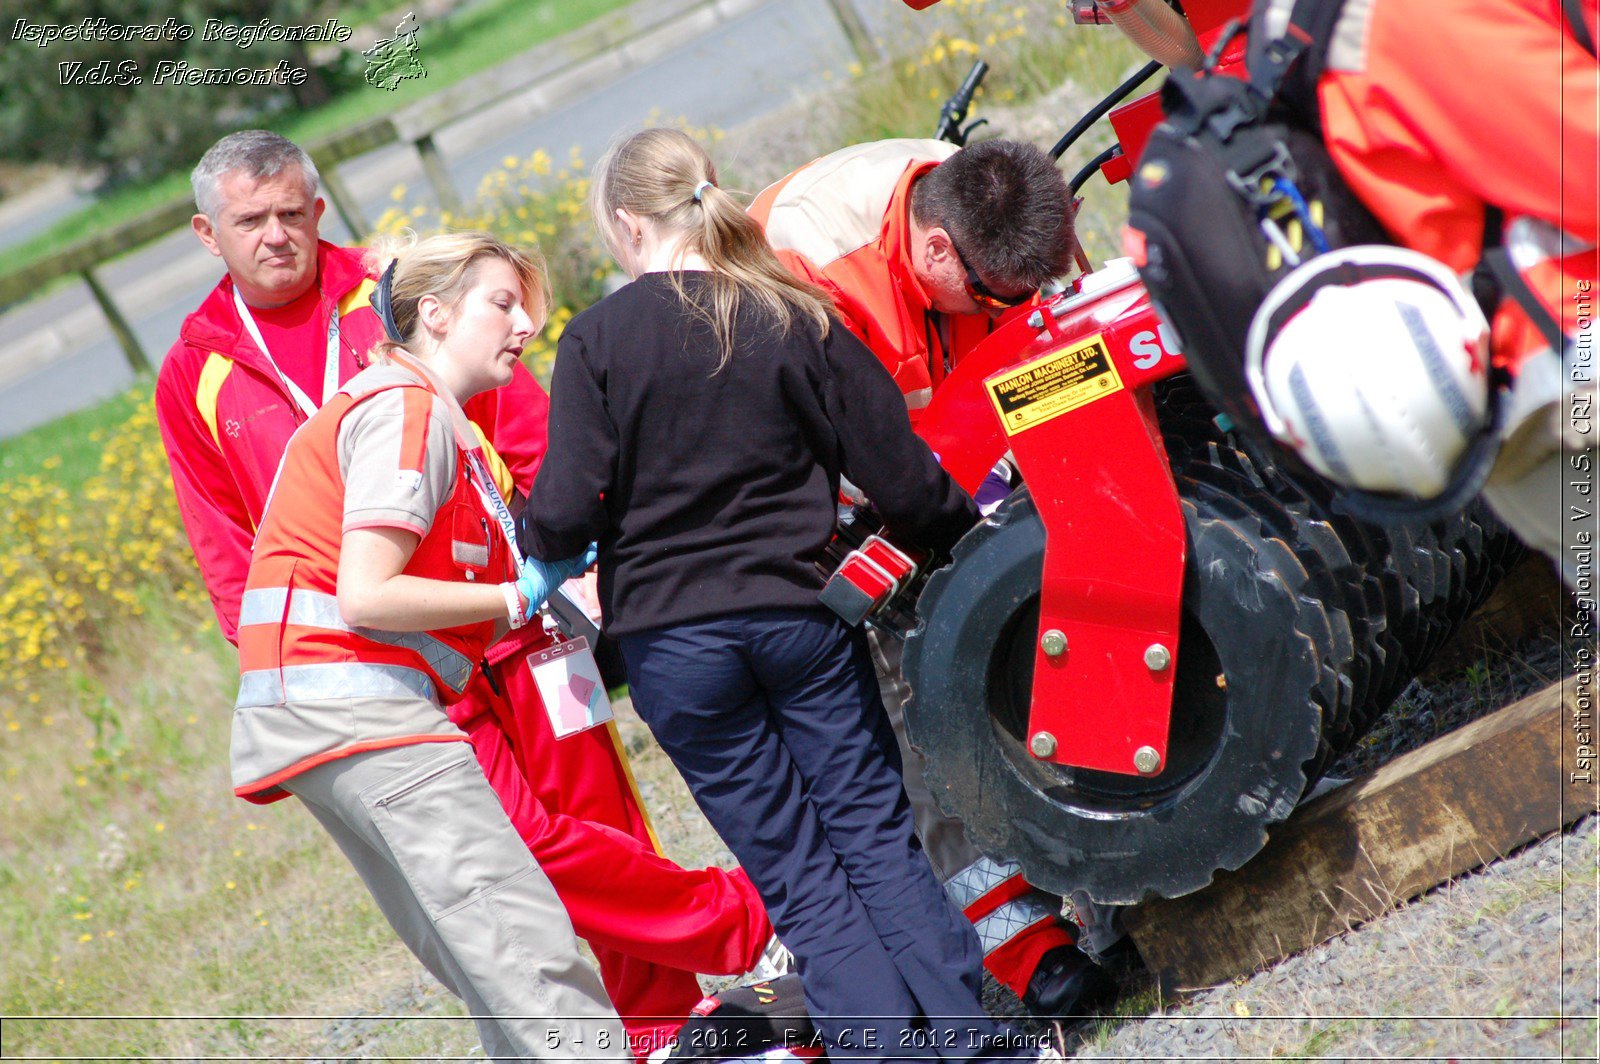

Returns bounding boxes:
[1246,246,1492,499]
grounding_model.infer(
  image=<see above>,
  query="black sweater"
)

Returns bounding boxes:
[519,272,977,636]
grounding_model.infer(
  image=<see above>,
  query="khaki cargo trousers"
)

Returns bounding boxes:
[286,741,628,1062]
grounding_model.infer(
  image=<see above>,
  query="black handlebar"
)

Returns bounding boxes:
[934,60,990,145]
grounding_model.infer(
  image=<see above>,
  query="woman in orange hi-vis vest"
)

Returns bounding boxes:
[230,232,625,1061]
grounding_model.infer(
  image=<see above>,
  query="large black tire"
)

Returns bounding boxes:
[903,486,1332,903]
[902,375,1521,904]
[1150,379,1523,762]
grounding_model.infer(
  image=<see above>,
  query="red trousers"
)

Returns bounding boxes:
[452,628,772,1057]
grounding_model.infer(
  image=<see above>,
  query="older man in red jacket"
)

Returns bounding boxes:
[156,130,775,1058]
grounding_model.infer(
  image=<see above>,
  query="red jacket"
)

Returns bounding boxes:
[156,241,549,643]
[749,140,1005,414]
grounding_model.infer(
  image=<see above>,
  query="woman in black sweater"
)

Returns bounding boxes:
[519,128,999,1060]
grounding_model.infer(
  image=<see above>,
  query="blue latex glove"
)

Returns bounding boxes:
[515,544,598,620]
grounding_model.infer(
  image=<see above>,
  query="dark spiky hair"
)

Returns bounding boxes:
[909,139,1076,293]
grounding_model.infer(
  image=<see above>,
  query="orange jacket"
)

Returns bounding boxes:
[749,140,1000,413]
[233,375,516,803]
[156,242,547,643]
[1318,0,1598,370]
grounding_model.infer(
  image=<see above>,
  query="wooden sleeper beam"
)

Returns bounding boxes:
[1125,676,1596,992]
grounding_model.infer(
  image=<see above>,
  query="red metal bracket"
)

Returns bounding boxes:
[995,351,1184,776]
[918,272,1192,776]
[1104,91,1165,184]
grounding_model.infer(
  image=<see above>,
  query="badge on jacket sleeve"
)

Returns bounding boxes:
[528,637,614,738]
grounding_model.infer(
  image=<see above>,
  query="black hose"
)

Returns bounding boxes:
[1069,144,1123,195]
[1048,60,1162,161]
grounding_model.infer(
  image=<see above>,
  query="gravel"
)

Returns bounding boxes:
[1043,608,1600,1062]
[685,61,1600,1064]
[1064,815,1597,1062]
[297,470,1597,1064]
[954,605,1600,1063]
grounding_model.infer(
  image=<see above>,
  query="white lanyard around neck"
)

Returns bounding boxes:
[387,350,525,568]
[233,285,341,419]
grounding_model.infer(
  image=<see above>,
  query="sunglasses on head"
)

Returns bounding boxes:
[371,258,404,342]
[948,236,1035,310]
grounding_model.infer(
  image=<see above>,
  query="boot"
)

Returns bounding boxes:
[1020,943,1119,1018]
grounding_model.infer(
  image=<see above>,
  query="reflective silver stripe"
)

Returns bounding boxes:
[944,856,1023,910]
[236,662,438,707]
[239,587,476,694]
[452,539,490,568]
[378,627,475,694]
[1261,0,1377,74]
[241,587,349,630]
[904,387,933,410]
[1257,0,1297,51]
[972,895,1057,956]
[1327,0,1376,74]
[238,587,291,627]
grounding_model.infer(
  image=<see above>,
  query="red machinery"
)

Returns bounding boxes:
[872,0,1518,904]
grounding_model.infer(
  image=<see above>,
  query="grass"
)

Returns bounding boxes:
[1295,1018,1357,1057]
[0,382,463,1056]
[715,0,1143,279]
[833,3,1141,151]
[0,371,728,1058]
[12,13,1592,1061]
[273,0,639,144]
[0,386,149,492]
[0,596,475,1060]
[1,173,198,280]
[1076,986,1162,1051]
[2,0,635,278]
[1570,1017,1600,1062]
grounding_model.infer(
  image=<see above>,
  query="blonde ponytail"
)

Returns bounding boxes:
[592,128,833,371]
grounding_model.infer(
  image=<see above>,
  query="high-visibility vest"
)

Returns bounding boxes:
[749,140,999,413]
[233,377,515,802]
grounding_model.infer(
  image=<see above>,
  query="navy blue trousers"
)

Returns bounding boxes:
[620,608,999,1061]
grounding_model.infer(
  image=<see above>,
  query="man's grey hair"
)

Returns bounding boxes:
[191,130,320,220]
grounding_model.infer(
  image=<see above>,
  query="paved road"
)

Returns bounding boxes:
[0,183,93,251]
[0,0,891,438]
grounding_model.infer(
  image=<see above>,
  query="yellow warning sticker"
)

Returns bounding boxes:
[986,334,1123,436]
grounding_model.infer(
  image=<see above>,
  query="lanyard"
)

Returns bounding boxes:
[233,286,342,419]
[465,448,524,567]
[387,350,525,567]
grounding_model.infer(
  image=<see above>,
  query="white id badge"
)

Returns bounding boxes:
[528,637,614,738]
